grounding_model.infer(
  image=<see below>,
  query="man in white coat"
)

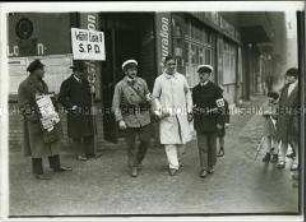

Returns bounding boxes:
[152,56,193,176]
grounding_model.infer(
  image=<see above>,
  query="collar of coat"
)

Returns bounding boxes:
[163,72,179,79]
[123,76,140,85]
[72,74,82,83]
[27,74,48,94]
[197,80,213,88]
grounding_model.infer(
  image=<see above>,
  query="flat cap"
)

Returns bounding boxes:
[27,59,45,72]
[122,59,138,70]
[285,67,298,77]
[197,64,214,73]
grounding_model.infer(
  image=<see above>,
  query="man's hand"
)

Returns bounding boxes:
[216,124,223,130]
[187,112,193,122]
[119,120,127,130]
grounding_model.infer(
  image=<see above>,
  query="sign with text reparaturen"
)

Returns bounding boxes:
[71,28,105,61]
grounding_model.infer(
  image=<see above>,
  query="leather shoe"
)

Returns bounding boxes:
[286,152,295,159]
[217,148,224,157]
[76,155,88,161]
[262,153,271,163]
[35,174,52,180]
[208,167,215,174]
[131,167,138,177]
[200,170,208,178]
[54,166,72,172]
[276,161,285,169]
[168,168,178,176]
[290,164,299,171]
[270,154,278,163]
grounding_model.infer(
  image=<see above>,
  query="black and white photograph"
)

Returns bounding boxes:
[0,1,305,221]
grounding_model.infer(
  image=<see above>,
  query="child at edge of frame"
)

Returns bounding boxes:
[261,91,280,163]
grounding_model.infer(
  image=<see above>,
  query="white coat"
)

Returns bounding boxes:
[152,72,193,144]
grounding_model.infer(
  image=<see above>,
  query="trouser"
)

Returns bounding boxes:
[72,135,94,157]
[164,144,186,170]
[279,139,298,165]
[125,125,151,168]
[197,133,217,171]
[32,155,61,175]
[263,136,278,154]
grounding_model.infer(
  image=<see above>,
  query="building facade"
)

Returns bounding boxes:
[9,12,285,145]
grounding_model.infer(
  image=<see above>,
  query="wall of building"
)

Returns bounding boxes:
[171,12,241,105]
[8,13,72,57]
[8,12,243,148]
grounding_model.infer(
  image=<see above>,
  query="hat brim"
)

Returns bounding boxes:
[198,68,213,73]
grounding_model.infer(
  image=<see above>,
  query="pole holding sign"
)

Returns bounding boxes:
[71,27,105,61]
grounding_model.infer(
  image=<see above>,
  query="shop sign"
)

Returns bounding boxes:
[71,28,105,61]
[155,13,172,74]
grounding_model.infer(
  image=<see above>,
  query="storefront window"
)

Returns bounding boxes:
[182,17,217,87]
[223,40,237,85]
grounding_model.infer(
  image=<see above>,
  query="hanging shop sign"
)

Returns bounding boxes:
[71,27,105,61]
[155,13,172,74]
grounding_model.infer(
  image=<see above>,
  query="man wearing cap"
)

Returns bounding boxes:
[112,59,152,177]
[192,64,224,178]
[276,68,299,175]
[58,63,95,161]
[152,56,193,176]
[18,59,72,180]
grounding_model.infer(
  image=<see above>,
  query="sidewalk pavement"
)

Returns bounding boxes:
[9,94,299,216]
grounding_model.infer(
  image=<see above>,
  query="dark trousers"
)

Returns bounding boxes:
[72,135,94,157]
[197,132,217,170]
[125,125,151,168]
[32,155,61,175]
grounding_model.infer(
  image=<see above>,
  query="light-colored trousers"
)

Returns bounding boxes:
[263,136,278,154]
[278,140,298,166]
[164,144,186,170]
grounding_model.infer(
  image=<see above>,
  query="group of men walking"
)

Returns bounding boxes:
[112,56,227,178]
[18,56,227,180]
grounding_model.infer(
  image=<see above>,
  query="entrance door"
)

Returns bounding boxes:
[102,28,140,143]
[102,14,155,143]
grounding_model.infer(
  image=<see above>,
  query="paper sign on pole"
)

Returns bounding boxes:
[71,28,105,61]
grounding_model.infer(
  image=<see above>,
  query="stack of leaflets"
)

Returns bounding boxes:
[35,94,60,132]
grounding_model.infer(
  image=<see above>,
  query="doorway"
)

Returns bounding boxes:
[101,13,156,143]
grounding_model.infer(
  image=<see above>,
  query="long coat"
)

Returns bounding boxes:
[192,81,224,134]
[58,74,95,139]
[277,82,299,143]
[18,75,60,158]
[152,72,193,144]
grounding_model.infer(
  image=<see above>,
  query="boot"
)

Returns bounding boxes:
[270,154,278,163]
[32,158,43,175]
[131,167,138,177]
[200,169,208,178]
[262,153,271,163]
[49,155,72,172]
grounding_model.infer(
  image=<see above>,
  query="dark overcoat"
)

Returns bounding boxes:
[192,81,224,134]
[18,75,60,157]
[58,74,95,139]
[277,83,299,143]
